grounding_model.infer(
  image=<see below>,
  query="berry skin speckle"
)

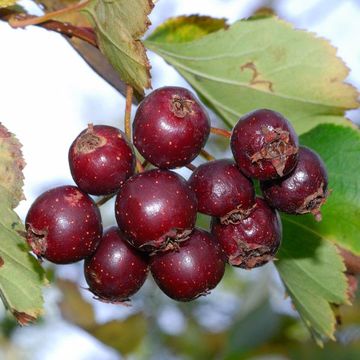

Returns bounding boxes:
[25,186,102,264]
[84,226,149,303]
[150,228,226,301]
[133,86,210,169]
[211,197,282,269]
[115,169,198,252]
[260,146,329,221]
[69,124,135,195]
[231,109,299,180]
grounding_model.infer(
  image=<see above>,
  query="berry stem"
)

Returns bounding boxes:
[200,149,216,162]
[124,84,133,140]
[136,159,144,173]
[96,193,115,207]
[9,0,91,28]
[185,163,197,171]
[210,127,231,139]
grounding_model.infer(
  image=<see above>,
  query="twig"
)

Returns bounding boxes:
[200,149,215,162]
[9,0,91,28]
[124,85,133,140]
[96,193,116,207]
[185,163,197,171]
[210,127,231,139]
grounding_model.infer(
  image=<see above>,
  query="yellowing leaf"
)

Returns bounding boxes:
[146,15,359,134]
[0,124,46,325]
[0,0,17,9]
[82,0,153,94]
[0,124,25,208]
[148,15,228,43]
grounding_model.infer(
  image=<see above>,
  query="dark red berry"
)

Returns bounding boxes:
[211,198,282,269]
[150,228,226,301]
[84,226,149,302]
[231,109,299,180]
[68,124,135,195]
[115,169,197,252]
[25,186,102,264]
[188,159,255,223]
[260,146,329,221]
[133,86,210,168]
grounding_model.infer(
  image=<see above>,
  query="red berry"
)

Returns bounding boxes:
[231,109,299,180]
[260,146,329,221]
[211,198,282,269]
[84,226,149,302]
[115,169,197,252]
[188,159,255,223]
[133,86,210,168]
[25,186,102,264]
[150,228,226,301]
[69,124,135,195]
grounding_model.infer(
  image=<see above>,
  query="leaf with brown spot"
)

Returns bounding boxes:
[146,15,359,134]
[0,123,25,208]
[80,0,153,95]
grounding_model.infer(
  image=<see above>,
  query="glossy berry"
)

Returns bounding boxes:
[188,159,255,223]
[115,169,197,252]
[211,198,282,269]
[133,86,210,168]
[231,109,299,180]
[150,228,226,301]
[84,226,149,302]
[25,186,102,264]
[69,124,135,195]
[260,146,329,221]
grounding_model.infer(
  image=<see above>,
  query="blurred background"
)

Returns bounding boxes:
[0,0,359,359]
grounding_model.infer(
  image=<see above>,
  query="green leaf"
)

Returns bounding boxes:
[146,15,359,134]
[82,0,153,95]
[298,124,360,255]
[0,188,46,325]
[148,15,227,43]
[0,124,46,325]
[276,217,348,344]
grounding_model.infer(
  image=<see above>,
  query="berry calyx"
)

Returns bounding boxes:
[69,124,135,195]
[84,226,149,303]
[260,146,329,221]
[150,228,226,301]
[188,159,255,223]
[133,86,210,168]
[211,197,282,269]
[115,169,198,252]
[25,185,102,264]
[231,109,299,180]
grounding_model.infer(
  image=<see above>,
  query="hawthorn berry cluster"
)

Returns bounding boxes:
[25,86,329,303]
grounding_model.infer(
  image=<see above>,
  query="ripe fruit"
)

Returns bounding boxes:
[231,109,299,180]
[260,146,329,221]
[133,86,210,168]
[84,226,149,302]
[188,159,255,223]
[25,186,102,264]
[115,169,197,252]
[69,124,135,195]
[150,228,226,301]
[211,198,282,269]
